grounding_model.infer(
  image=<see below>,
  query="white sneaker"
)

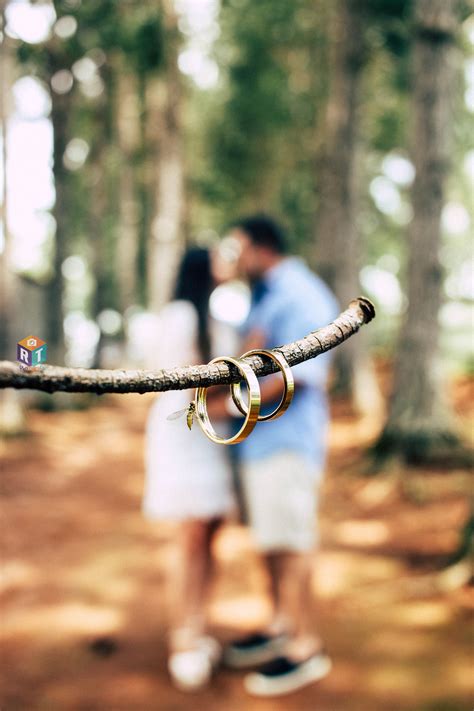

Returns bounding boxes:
[168,636,221,692]
[197,635,221,666]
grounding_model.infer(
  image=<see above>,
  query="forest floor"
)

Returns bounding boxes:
[1,373,473,711]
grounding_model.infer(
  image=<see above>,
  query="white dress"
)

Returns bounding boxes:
[142,300,236,521]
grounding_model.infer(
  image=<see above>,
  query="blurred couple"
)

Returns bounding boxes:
[142,215,338,697]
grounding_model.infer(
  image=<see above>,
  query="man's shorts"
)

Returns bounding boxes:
[240,451,320,553]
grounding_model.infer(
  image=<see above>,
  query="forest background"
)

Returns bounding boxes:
[1,0,473,460]
[0,2,473,710]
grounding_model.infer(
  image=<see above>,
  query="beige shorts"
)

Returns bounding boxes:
[240,451,320,553]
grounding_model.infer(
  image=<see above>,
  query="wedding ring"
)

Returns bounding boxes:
[195,356,261,445]
[231,349,294,422]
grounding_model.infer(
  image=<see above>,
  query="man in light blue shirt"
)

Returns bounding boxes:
[223,215,339,696]
[239,255,338,469]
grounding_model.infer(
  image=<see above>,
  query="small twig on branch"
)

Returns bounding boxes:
[0,297,375,395]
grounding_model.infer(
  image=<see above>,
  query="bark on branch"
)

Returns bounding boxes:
[0,297,375,395]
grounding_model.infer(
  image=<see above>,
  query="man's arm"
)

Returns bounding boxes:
[240,328,295,403]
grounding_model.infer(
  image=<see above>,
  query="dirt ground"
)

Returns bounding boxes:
[1,380,473,711]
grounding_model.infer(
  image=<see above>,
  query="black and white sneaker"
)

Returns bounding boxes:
[223,632,288,669]
[243,652,332,697]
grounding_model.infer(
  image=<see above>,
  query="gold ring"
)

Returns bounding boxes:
[195,356,261,445]
[231,349,294,422]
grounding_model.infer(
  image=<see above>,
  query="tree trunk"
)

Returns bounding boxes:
[313,0,379,412]
[47,87,69,366]
[88,117,110,370]
[0,4,13,362]
[376,0,463,464]
[135,71,151,308]
[90,59,119,324]
[147,3,185,313]
[0,3,25,434]
[89,159,108,318]
[314,0,363,293]
[116,67,139,313]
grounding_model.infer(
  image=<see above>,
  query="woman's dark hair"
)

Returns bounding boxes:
[174,247,213,362]
[232,214,287,254]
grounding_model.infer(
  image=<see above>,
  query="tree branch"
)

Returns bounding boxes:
[0,297,375,395]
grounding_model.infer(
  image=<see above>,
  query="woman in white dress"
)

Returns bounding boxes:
[143,247,236,691]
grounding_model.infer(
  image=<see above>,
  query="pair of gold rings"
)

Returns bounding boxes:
[194,349,294,445]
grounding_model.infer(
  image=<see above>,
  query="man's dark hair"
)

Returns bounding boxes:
[233,214,287,254]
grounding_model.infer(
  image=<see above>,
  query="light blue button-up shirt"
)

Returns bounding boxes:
[236,257,339,470]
